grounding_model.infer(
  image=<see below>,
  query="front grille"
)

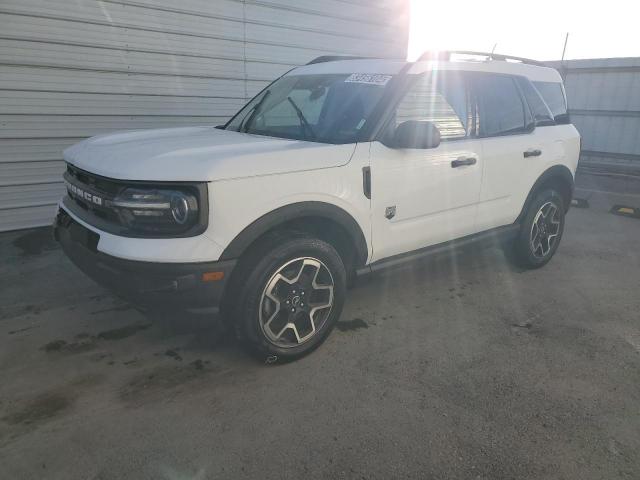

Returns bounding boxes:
[64,164,122,225]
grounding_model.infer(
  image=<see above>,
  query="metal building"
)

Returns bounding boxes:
[550,57,640,174]
[0,0,409,232]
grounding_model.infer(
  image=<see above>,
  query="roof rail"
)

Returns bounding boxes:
[417,50,546,67]
[306,55,377,65]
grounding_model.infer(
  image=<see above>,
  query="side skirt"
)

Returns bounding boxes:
[356,224,520,276]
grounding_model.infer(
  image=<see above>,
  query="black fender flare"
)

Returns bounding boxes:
[516,165,575,223]
[219,201,369,266]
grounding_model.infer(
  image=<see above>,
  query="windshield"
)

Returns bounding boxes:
[224,73,392,144]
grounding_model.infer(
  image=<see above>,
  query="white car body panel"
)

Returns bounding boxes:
[59,201,225,263]
[476,124,580,231]
[368,139,483,262]
[63,127,355,182]
[205,144,372,262]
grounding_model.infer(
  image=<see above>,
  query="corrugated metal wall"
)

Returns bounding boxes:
[0,0,409,232]
[549,57,640,174]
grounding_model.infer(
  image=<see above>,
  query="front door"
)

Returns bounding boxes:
[369,71,483,262]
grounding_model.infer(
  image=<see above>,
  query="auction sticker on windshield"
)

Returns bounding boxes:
[344,73,392,85]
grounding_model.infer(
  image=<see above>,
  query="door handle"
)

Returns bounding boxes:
[523,149,542,158]
[451,156,477,168]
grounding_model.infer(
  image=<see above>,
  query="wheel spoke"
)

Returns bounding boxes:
[291,259,321,284]
[532,238,543,256]
[274,322,299,342]
[263,302,281,330]
[546,204,557,218]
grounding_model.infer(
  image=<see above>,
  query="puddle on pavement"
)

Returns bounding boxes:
[11,228,57,257]
[96,323,151,341]
[2,392,74,426]
[41,323,152,354]
[336,318,369,332]
[118,361,214,404]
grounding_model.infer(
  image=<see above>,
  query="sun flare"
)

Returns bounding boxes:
[407,0,639,61]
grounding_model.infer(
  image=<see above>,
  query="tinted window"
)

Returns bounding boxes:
[393,73,469,140]
[533,81,568,123]
[474,74,528,136]
[516,77,555,126]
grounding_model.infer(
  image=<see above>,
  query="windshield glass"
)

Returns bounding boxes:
[225,73,392,144]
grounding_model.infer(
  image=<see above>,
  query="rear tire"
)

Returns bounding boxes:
[513,189,566,268]
[228,233,346,363]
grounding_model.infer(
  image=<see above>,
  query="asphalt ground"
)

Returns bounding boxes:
[1,173,639,479]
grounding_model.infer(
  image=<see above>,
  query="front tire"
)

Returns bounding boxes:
[230,234,346,363]
[513,189,566,268]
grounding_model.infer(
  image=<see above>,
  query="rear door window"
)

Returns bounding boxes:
[473,74,531,137]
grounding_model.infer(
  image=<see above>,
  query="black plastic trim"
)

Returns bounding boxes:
[516,165,575,222]
[306,55,380,65]
[220,201,369,267]
[358,224,519,275]
[55,208,233,310]
[362,167,371,199]
[417,50,546,67]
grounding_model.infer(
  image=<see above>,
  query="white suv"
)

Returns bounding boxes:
[55,52,581,362]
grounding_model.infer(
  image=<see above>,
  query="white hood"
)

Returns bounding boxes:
[63,126,356,182]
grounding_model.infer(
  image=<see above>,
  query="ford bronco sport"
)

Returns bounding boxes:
[55,51,581,362]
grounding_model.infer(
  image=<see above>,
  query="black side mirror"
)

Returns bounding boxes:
[391,120,441,149]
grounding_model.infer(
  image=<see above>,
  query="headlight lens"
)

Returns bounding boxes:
[108,187,200,235]
[170,193,191,224]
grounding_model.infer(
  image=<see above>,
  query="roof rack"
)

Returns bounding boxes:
[417,50,546,67]
[306,55,379,65]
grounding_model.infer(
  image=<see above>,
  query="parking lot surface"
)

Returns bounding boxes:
[1,174,640,479]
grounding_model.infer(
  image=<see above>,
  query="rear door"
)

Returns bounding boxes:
[472,73,556,231]
[369,71,483,262]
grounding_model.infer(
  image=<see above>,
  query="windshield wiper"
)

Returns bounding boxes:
[241,90,271,133]
[287,96,316,140]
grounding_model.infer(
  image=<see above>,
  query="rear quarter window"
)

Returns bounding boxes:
[516,78,555,127]
[532,81,569,124]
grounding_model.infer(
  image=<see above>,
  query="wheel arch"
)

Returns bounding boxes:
[219,201,369,268]
[516,165,575,224]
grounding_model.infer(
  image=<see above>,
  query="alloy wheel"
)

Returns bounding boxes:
[259,257,334,348]
[530,201,561,258]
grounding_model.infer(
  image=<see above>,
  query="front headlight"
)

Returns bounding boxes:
[107,187,202,236]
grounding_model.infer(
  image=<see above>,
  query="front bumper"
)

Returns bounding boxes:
[54,208,235,312]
